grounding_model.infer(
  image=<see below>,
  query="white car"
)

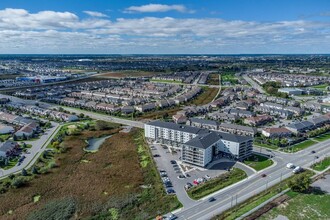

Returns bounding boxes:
[286,163,295,169]
[293,166,303,174]
[205,175,211,180]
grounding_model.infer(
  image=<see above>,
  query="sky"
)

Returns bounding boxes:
[0,0,329,54]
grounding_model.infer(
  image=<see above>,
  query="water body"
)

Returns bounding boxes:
[84,135,112,152]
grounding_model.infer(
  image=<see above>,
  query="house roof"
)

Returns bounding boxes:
[190,118,219,126]
[147,121,208,135]
[185,131,252,149]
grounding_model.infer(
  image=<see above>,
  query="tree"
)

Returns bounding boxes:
[11,176,28,188]
[21,168,28,176]
[288,174,311,192]
[32,166,39,175]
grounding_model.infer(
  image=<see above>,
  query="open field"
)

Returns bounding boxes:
[311,157,330,171]
[188,87,219,106]
[96,71,160,78]
[0,127,180,219]
[136,106,181,120]
[260,189,330,220]
[243,154,274,171]
[207,73,219,85]
[187,168,247,200]
[213,170,314,220]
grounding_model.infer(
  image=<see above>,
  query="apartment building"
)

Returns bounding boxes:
[145,121,253,167]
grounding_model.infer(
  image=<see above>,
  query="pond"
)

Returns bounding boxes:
[84,135,112,152]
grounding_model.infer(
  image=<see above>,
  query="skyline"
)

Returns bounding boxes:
[0,0,329,54]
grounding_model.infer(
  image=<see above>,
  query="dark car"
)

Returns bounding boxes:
[208,197,216,202]
[165,182,173,188]
[166,188,175,194]
[153,154,160,157]
[261,173,267,178]
[311,150,316,154]
[170,160,177,164]
[185,173,191,177]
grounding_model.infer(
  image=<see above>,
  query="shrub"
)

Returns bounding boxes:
[11,176,28,188]
[27,198,76,220]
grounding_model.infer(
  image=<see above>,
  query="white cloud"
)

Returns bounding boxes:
[83,11,108,17]
[124,4,192,13]
[0,8,329,53]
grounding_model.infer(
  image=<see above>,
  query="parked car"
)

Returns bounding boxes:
[166,188,176,194]
[153,154,160,157]
[205,175,211,180]
[185,182,193,190]
[177,175,186,179]
[193,180,199,185]
[208,197,216,202]
[170,160,177,164]
[293,166,303,174]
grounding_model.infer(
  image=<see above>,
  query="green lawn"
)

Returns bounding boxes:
[313,132,330,142]
[1,157,19,170]
[311,84,328,90]
[187,168,247,200]
[254,143,279,150]
[282,140,317,153]
[311,157,330,171]
[260,189,330,220]
[0,134,11,141]
[243,154,274,171]
[150,79,184,84]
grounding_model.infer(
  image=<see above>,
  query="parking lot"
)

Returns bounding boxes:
[149,142,250,208]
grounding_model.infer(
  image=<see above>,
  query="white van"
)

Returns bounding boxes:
[286,163,295,169]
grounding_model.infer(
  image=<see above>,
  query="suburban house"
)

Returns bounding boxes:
[218,123,257,137]
[0,124,14,134]
[244,115,273,126]
[187,118,219,130]
[261,127,293,138]
[15,122,39,138]
[0,141,19,158]
[172,114,188,124]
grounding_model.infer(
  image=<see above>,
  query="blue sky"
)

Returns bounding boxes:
[0,0,329,53]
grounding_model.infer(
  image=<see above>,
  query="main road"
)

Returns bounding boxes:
[173,138,330,219]
[0,94,145,129]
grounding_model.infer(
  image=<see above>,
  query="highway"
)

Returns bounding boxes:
[173,138,330,220]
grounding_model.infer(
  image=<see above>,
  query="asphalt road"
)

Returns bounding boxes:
[172,138,330,220]
[0,94,145,129]
[0,122,60,179]
[242,74,266,94]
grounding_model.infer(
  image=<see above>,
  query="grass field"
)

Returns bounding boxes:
[260,189,330,220]
[311,157,330,171]
[243,154,274,171]
[188,87,219,106]
[1,158,19,170]
[187,168,247,200]
[283,140,317,153]
[150,79,183,84]
[313,132,330,142]
[0,127,181,219]
[311,84,328,90]
[0,134,11,141]
[254,143,280,150]
[213,170,315,220]
[207,73,219,85]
